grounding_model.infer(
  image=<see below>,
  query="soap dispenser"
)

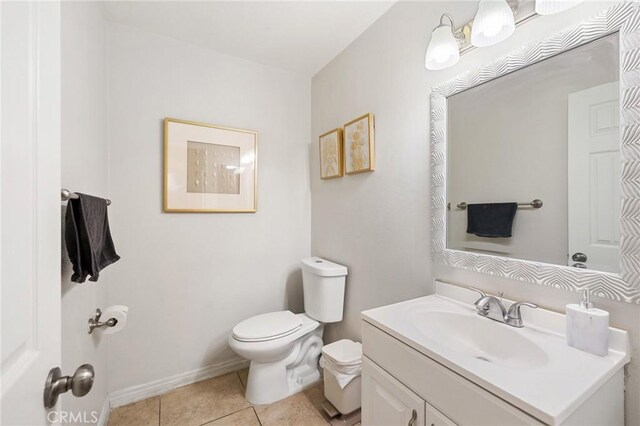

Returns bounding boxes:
[566,289,609,356]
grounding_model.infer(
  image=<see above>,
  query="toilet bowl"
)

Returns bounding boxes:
[229,311,324,405]
[229,257,348,405]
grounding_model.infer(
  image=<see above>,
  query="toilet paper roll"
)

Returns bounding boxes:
[101,305,128,335]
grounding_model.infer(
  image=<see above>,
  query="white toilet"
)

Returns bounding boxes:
[229,257,348,405]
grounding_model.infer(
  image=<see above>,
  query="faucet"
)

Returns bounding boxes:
[468,287,538,328]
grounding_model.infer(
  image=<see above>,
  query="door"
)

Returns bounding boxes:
[1,1,62,425]
[568,82,620,273]
[362,357,425,426]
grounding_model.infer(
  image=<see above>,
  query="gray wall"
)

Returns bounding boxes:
[105,23,312,393]
[310,1,640,425]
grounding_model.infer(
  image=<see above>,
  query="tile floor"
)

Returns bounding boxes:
[108,368,361,426]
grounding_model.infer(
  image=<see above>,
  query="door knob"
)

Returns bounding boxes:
[572,252,587,262]
[43,364,94,409]
[572,263,587,269]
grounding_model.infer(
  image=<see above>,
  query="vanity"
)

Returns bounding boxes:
[360,3,640,424]
[361,281,629,426]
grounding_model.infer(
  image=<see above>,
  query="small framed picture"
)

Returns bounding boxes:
[319,128,343,179]
[164,118,257,213]
[344,113,375,174]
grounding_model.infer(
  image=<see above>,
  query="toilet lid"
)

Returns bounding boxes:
[232,311,303,342]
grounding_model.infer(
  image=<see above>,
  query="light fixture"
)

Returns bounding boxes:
[425,14,463,71]
[535,0,583,15]
[471,0,516,47]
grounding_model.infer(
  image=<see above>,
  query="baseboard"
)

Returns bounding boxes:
[108,357,249,408]
[97,397,110,426]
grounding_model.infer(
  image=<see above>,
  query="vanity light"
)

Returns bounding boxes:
[425,14,462,70]
[471,0,516,47]
[534,0,583,15]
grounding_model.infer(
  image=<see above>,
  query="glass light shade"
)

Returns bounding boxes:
[535,0,583,15]
[425,25,460,70]
[471,0,515,47]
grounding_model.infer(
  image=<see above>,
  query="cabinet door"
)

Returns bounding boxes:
[363,356,425,426]
[426,402,457,426]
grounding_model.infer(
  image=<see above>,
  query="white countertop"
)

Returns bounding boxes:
[361,281,630,425]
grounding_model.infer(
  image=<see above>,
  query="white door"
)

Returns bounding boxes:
[1,2,62,425]
[362,357,425,426]
[568,82,620,273]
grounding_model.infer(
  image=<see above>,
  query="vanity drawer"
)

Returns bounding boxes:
[362,321,544,426]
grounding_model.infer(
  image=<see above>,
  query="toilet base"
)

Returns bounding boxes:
[244,329,324,405]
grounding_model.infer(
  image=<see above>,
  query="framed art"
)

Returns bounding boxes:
[164,118,257,213]
[319,128,343,179]
[344,113,375,175]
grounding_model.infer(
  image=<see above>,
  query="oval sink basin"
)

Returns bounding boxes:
[408,309,549,369]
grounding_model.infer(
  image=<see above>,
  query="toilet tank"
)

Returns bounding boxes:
[301,257,348,323]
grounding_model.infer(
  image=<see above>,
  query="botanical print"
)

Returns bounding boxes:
[319,129,342,179]
[344,114,374,174]
[186,141,240,194]
[322,139,338,176]
[348,119,367,171]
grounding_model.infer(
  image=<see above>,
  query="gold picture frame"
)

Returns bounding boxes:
[319,128,343,179]
[164,118,258,213]
[343,113,375,175]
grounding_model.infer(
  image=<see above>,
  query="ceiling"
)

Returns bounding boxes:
[103,1,396,76]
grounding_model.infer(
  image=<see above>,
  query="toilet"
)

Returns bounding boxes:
[229,257,348,405]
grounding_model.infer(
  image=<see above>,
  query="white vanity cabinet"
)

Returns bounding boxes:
[363,357,456,426]
[360,284,629,426]
[362,357,425,426]
[361,322,542,426]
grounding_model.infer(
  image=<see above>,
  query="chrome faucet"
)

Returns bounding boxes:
[468,287,538,328]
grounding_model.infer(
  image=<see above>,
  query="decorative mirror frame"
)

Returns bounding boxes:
[430,3,640,304]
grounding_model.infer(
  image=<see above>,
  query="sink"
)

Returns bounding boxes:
[361,281,630,425]
[408,309,548,369]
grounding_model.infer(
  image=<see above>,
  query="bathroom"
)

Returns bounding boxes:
[2,0,639,425]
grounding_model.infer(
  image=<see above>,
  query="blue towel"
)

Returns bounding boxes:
[466,203,518,238]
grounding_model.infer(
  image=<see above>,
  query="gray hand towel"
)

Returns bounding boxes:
[65,193,120,283]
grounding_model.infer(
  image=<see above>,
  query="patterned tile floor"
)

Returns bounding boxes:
[108,368,361,426]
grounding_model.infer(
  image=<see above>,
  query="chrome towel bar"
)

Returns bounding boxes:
[61,189,111,206]
[450,199,543,210]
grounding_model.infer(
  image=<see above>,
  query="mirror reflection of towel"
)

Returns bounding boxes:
[65,193,120,283]
[466,203,518,238]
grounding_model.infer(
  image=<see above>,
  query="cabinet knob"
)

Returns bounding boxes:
[409,409,417,426]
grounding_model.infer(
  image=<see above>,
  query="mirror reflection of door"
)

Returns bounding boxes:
[568,82,621,273]
[445,33,620,273]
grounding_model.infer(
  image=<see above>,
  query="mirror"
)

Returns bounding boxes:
[446,33,620,273]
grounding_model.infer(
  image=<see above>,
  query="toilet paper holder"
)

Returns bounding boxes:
[88,308,118,334]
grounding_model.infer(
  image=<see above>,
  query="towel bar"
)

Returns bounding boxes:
[450,199,542,210]
[61,189,111,206]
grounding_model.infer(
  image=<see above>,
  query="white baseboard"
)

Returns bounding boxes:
[108,357,249,408]
[97,397,110,426]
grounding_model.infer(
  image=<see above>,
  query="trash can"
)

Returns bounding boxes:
[320,339,362,415]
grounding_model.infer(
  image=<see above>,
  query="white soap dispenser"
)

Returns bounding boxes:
[566,289,609,356]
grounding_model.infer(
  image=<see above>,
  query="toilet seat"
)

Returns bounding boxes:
[232,310,303,342]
